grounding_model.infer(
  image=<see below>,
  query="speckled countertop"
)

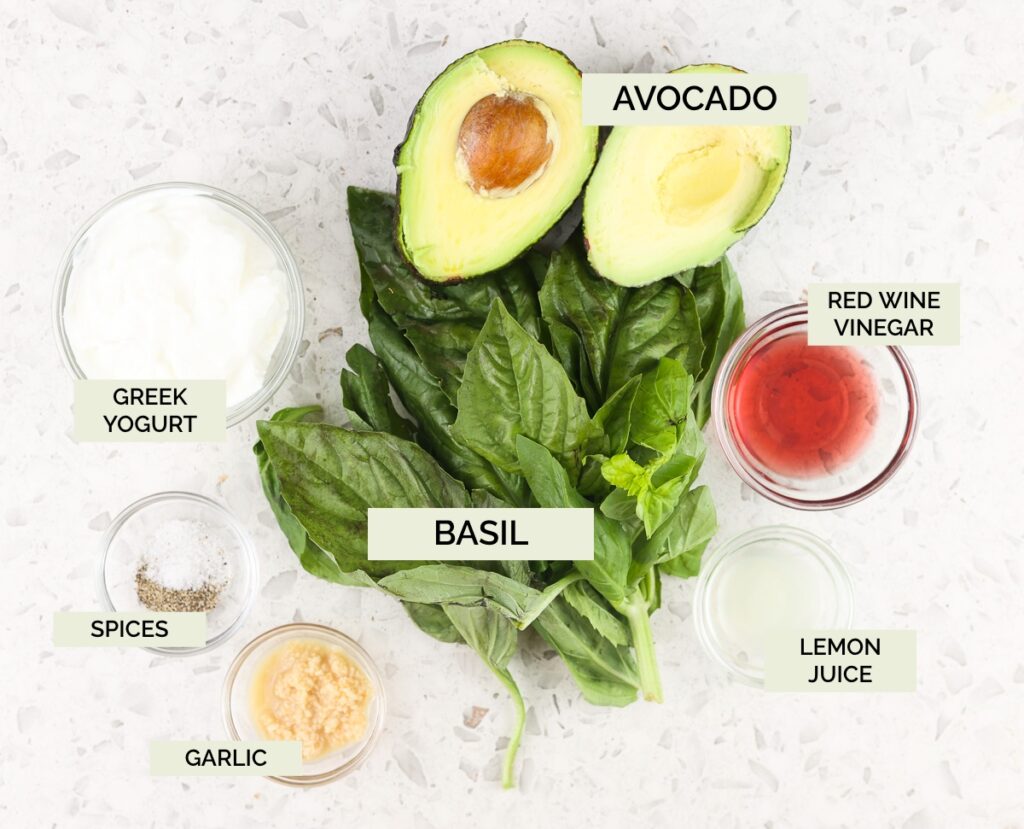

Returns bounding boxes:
[1,1,1022,826]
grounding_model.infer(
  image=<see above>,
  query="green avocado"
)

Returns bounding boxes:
[395,40,599,282]
[583,64,791,287]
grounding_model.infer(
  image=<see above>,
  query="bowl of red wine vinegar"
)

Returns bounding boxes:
[713,304,918,509]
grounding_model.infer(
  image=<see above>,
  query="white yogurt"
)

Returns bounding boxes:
[63,189,289,407]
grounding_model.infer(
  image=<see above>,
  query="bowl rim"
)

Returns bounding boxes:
[711,302,920,510]
[692,524,855,686]
[221,622,388,787]
[96,490,259,656]
[51,180,305,427]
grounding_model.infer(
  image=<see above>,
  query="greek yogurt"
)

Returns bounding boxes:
[63,188,289,407]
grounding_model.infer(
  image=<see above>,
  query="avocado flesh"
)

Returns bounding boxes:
[583,66,791,287]
[396,41,598,282]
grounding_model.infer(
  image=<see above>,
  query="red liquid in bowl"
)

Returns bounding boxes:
[727,333,878,478]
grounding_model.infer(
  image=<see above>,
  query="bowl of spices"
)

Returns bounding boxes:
[98,491,258,655]
[222,623,386,787]
[712,303,919,509]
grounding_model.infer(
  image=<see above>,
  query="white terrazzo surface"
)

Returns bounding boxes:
[1,1,1022,826]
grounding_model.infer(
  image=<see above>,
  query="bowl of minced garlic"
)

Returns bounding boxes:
[223,623,386,786]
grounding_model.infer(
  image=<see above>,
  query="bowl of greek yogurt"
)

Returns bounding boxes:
[53,182,305,426]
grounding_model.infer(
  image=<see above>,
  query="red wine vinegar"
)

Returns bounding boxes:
[726,333,878,478]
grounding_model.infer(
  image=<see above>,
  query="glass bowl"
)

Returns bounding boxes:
[52,181,305,427]
[222,623,387,787]
[693,525,854,686]
[712,303,919,509]
[97,491,258,656]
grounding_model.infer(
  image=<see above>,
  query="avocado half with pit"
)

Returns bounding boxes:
[395,40,599,282]
[583,64,791,286]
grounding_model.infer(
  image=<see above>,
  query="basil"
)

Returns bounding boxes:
[253,187,745,787]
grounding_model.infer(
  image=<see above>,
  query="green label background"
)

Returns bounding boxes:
[807,283,960,346]
[73,379,227,442]
[764,629,917,692]
[149,741,303,776]
[582,73,808,126]
[368,507,595,561]
[52,612,207,647]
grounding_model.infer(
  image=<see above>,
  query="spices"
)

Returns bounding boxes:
[250,638,373,761]
[134,518,231,613]
[135,569,221,612]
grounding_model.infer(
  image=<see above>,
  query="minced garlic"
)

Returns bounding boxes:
[250,638,372,761]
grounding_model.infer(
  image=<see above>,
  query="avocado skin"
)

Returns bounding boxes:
[393,40,596,284]
[734,129,791,233]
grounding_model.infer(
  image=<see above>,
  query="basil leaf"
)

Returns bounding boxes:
[248,194,748,777]
[454,300,594,474]
[600,358,707,537]
[629,358,695,454]
[592,374,641,456]
[514,435,587,509]
[539,243,625,409]
[255,407,385,587]
[378,564,539,621]
[637,479,687,538]
[563,581,631,647]
[257,421,471,578]
[442,605,526,788]
[403,601,463,644]
[600,488,638,522]
[498,558,532,585]
[680,257,745,428]
[515,570,584,630]
[639,486,718,579]
[365,299,527,505]
[576,454,612,501]
[578,521,631,603]
[603,449,685,537]
[543,318,588,406]
[444,604,518,670]
[395,262,543,403]
[605,280,703,397]
[340,344,416,439]
[515,436,630,602]
[532,596,639,707]
[254,406,323,556]
[299,543,378,588]
[649,414,705,489]
[348,186,542,402]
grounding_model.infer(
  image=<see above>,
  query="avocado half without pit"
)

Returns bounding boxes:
[583,64,792,287]
[395,40,599,282]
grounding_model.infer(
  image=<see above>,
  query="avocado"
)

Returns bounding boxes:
[583,64,791,287]
[395,41,599,282]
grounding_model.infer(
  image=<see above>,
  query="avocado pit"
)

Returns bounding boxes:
[394,40,598,281]
[456,93,555,197]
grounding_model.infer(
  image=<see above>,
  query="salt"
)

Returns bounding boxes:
[140,518,231,591]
